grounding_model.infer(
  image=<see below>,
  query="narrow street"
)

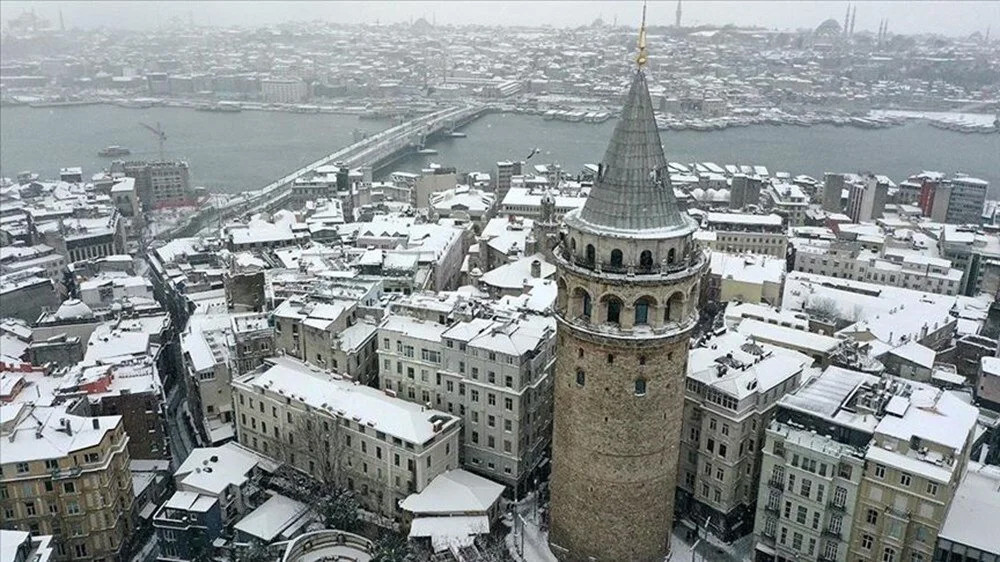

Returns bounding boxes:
[165,384,195,466]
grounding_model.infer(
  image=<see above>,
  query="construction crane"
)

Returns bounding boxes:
[139,121,167,161]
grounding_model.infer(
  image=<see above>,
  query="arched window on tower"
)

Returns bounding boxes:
[639,250,653,271]
[605,296,623,325]
[667,247,676,264]
[610,249,623,269]
[634,297,653,325]
[666,291,684,323]
[573,287,593,320]
[585,244,596,266]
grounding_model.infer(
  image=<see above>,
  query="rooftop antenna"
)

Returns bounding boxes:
[139,122,167,161]
[637,0,649,68]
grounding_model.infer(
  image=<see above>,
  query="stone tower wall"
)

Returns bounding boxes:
[549,255,705,562]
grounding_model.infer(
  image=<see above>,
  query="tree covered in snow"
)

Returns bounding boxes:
[232,539,275,562]
[370,530,412,562]
[315,487,361,532]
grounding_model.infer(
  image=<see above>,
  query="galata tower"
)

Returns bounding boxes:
[548,9,707,562]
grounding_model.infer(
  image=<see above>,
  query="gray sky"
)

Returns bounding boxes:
[3,1,998,37]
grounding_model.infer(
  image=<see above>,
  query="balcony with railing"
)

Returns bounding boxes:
[821,528,842,540]
[559,247,705,281]
[767,478,785,491]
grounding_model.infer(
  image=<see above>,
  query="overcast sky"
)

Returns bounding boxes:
[3,1,998,37]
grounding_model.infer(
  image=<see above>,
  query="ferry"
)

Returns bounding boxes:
[98,145,131,157]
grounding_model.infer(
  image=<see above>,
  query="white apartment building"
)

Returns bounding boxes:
[753,366,879,562]
[792,241,963,296]
[232,356,461,517]
[180,313,274,445]
[767,183,809,226]
[260,78,309,103]
[753,366,980,562]
[377,305,555,494]
[697,212,788,258]
[272,296,378,384]
[676,330,815,541]
[756,422,865,562]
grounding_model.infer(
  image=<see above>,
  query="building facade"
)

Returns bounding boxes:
[0,405,135,562]
[377,308,555,494]
[232,357,461,518]
[548,54,707,561]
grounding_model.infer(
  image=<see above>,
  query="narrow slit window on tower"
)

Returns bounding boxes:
[607,354,614,365]
[576,369,585,387]
[668,247,676,264]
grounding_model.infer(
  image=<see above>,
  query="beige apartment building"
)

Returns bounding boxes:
[847,386,977,562]
[377,307,555,494]
[231,356,461,518]
[0,404,134,562]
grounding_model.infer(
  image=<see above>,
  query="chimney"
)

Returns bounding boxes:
[530,259,542,278]
[92,418,99,430]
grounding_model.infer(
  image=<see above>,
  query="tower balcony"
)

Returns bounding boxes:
[557,246,707,285]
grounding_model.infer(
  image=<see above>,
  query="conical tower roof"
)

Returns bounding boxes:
[576,69,687,233]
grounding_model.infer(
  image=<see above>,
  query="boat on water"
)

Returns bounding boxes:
[449,131,467,138]
[196,103,242,113]
[98,145,131,157]
[417,148,438,155]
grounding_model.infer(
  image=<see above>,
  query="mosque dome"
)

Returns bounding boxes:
[54,299,94,320]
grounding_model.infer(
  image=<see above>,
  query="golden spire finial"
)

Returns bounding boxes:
[636,0,649,68]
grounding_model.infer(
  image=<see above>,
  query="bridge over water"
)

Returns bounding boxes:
[157,103,488,240]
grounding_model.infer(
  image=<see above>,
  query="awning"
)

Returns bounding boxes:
[409,515,490,552]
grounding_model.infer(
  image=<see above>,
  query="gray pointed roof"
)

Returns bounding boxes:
[577,69,687,233]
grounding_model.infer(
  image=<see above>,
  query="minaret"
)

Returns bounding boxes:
[675,0,682,28]
[548,4,706,561]
[844,3,851,36]
[849,5,857,36]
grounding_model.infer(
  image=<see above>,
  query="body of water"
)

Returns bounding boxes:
[2,105,997,197]
[0,105,392,191]
[396,113,1000,197]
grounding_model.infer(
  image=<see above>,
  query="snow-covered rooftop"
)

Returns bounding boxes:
[400,469,504,515]
[939,462,1000,553]
[237,357,459,445]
